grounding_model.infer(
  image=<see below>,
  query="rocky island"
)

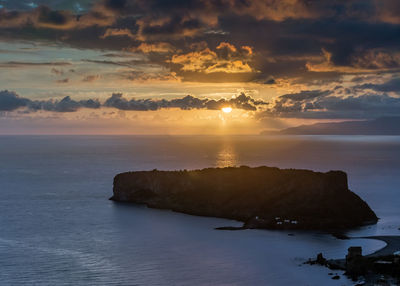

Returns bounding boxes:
[110,166,378,230]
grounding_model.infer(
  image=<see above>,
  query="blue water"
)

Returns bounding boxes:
[1,135,399,285]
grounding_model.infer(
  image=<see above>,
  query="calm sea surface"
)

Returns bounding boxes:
[1,135,399,285]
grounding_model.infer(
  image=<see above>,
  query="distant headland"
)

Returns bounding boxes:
[261,117,400,135]
[110,166,378,230]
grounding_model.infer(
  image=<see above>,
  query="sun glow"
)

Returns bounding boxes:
[222,107,233,113]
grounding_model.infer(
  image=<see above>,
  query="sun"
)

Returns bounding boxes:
[221,107,233,113]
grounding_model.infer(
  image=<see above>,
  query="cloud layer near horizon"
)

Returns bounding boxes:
[3,80,400,119]
[261,88,400,119]
[0,90,267,112]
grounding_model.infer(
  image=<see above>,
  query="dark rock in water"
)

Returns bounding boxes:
[110,166,378,230]
[332,275,340,280]
[331,232,350,240]
[316,253,327,265]
[305,253,328,266]
[214,226,244,231]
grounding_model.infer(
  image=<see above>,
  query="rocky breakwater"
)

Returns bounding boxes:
[110,166,378,230]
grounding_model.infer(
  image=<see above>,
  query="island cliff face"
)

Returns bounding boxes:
[111,166,378,230]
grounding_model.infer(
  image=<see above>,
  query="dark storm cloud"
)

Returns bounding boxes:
[104,92,267,111]
[262,88,400,119]
[358,78,400,92]
[2,87,399,119]
[279,90,330,101]
[0,91,100,112]
[0,5,76,29]
[0,90,30,111]
[1,0,400,83]
[103,0,127,11]
[29,96,101,112]
[0,0,92,11]
[217,14,400,79]
[37,6,70,26]
[0,90,267,113]
[140,16,202,39]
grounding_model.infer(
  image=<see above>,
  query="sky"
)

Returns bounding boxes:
[0,0,399,134]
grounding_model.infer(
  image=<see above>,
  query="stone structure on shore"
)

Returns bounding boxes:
[311,244,400,284]
[346,247,364,274]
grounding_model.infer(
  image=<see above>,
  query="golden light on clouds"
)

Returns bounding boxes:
[170,42,254,74]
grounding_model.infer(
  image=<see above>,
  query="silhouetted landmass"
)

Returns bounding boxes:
[110,166,377,230]
[261,117,400,135]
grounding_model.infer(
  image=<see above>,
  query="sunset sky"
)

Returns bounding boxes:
[0,0,400,134]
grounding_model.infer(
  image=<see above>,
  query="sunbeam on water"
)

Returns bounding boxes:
[215,142,238,168]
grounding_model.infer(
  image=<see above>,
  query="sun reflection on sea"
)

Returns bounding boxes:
[215,142,238,168]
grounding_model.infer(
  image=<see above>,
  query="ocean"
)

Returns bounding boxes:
[1,135,399,285]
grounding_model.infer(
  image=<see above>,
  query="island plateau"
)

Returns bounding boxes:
[110,166,378,230]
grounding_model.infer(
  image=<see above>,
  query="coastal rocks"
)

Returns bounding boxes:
[305,253,327,266]
[111,166,378,230]
[331,275,340,280]
[311,245,400,285]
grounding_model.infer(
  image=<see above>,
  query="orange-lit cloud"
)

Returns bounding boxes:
[132,42,175,54]
[101,28,136,39]
[170,42,254,74]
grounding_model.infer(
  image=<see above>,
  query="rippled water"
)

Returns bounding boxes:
[1,135,399,285]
